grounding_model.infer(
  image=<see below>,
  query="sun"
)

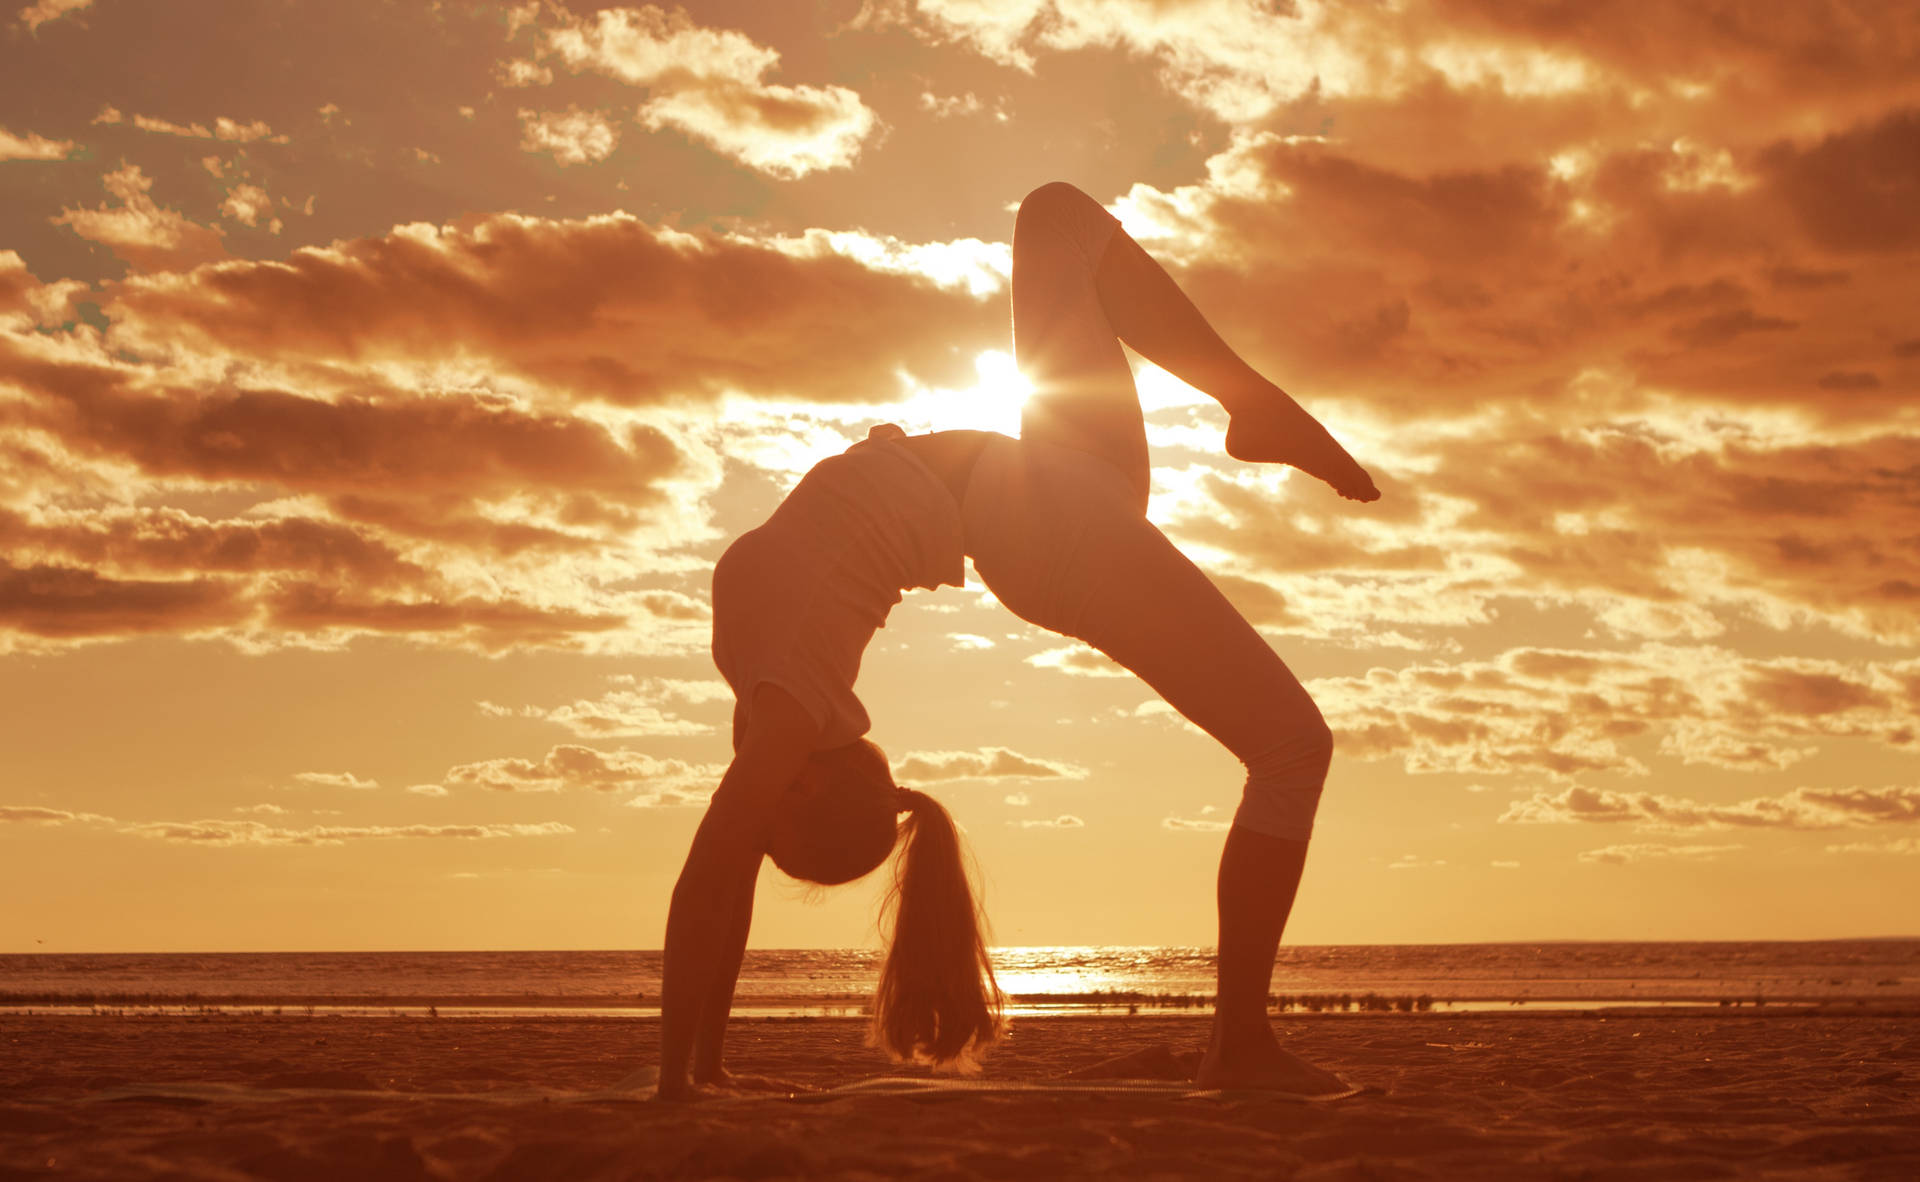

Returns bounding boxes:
[898,350,1033,436]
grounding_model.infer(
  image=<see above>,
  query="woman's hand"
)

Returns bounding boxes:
[847,422,907,452]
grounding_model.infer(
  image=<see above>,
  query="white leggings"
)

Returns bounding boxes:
[964,183,1332,841]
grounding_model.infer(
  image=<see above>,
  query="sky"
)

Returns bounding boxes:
[2,0,1916,954]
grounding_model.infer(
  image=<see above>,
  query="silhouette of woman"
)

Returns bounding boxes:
[658,182,1377,1100]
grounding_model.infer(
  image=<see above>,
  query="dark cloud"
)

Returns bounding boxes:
[1762,106,1920,253]
[1134,102,1918,425]
[0,561,243,639]
[6,369,680,506]
[105,212,1000,407]
[0,507,426,586]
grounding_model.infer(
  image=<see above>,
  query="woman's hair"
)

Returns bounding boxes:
[768,740,1005,1071]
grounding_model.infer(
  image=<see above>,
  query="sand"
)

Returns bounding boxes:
[3,1010,1917,1180]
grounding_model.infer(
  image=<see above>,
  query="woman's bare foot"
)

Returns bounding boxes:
[1194,1026,1351,1095]
[1223,391,1380,502]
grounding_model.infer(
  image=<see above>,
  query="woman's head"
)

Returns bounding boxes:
[767,739,900,886]
[767,738,1005,1070]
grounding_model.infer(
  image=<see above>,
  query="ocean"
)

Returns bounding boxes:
[3,941,1915,1017]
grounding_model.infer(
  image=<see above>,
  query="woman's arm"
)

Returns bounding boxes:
[689,865,756,1082]
[657,684,816,1099]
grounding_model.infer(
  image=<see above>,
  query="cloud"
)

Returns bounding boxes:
[1,805,94,823]
[1388,854,1447,870]
[259,587,632,652]
[479,678,726,737]
[1026,645,1128,678]
[93,107,286,144]
[290,771,378,790]
[636,81,875,180]
[1309,646,1918,781]
[1003,792,1029,807]
[441,743,720,805]
[0,128,76,160]
[122,819,574,847]
[518,107,619,165]
[855,0,1046,71]
[0,508,426,587]
[17,0,89,31]
[406,784,449,797]
[0,562,245,642]
[1762,106,1920,253]
[868,0,1920,150]
[51,163,227,271]
[1105,102,1920,450]
[1577,843,1743,865]
[12,350,684,506]
[863,0,1603,122]
[218,184,277,231]
[1824,837,1920,856]
[517,4,878,178]
[1011,814,1084,829]
[102,210,999,406]
[918,91,996,120]
[893,746,1088,783]
[6,804,569,846]
[1162,814,1229,832]
[0,257,715,655]
[1501,785,1920,831]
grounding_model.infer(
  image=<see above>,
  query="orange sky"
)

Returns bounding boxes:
[2,0,1916,952]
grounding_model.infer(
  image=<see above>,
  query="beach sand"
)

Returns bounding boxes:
[3,1010,1916,1180]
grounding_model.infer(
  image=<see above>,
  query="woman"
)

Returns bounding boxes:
[659,182,1377,1099]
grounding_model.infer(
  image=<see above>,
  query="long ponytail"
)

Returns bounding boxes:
[870,788,1005,1070]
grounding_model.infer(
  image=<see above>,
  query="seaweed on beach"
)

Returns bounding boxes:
[1002,989,1442,1013]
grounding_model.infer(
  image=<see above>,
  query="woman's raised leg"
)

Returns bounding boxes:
[1011,181,1378,503]
[1013,182,1151,508]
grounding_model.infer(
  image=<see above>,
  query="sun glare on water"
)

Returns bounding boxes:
[993,966,1120,997]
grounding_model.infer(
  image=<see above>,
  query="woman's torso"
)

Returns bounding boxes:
[708,428,1003,746]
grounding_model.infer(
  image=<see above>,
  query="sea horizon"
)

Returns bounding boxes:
[7,939,1917,1018]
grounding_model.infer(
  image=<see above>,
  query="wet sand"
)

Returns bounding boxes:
[3,1010,1916,1180]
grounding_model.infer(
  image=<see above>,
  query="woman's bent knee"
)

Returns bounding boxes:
[1019,180,1096,220]
[1235,716,1333,842]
